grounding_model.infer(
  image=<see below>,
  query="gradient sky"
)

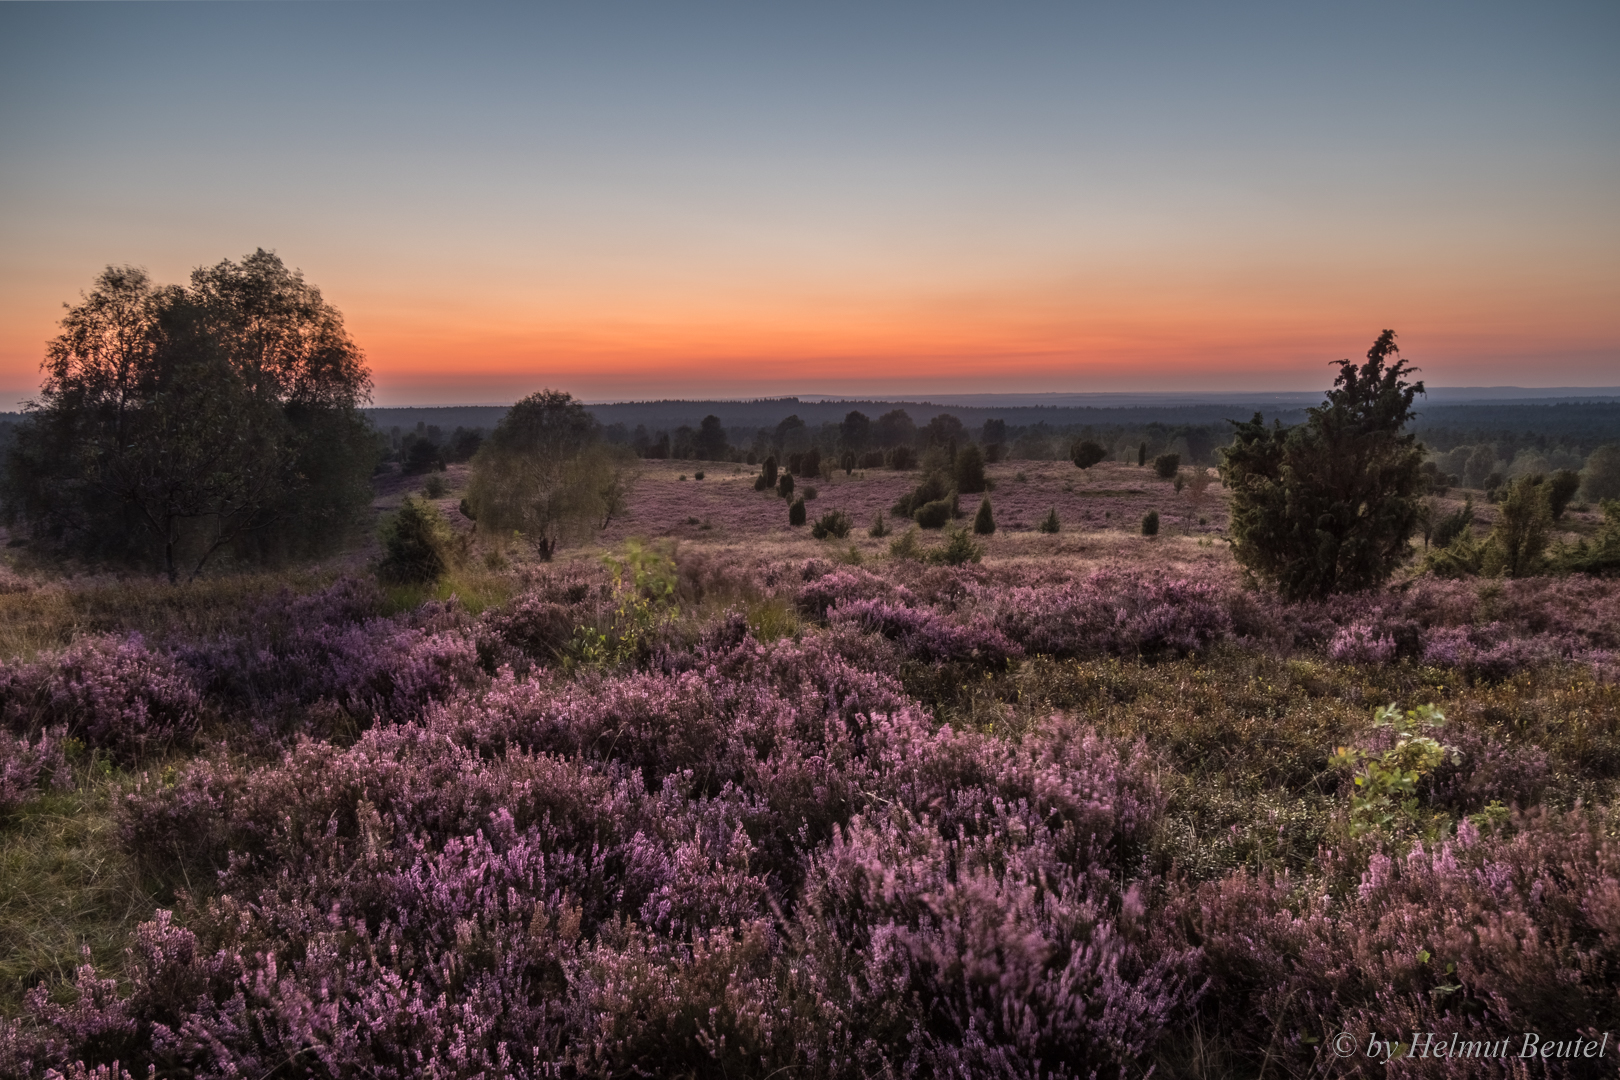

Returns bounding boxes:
[2,2,1616,408]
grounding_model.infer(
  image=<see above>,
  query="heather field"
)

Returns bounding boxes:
[2,463,1619,1079]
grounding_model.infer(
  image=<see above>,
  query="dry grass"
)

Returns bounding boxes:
[0,768,157,1011]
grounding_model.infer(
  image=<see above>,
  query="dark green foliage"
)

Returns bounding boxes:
[1153,453,1181,479]
[840,450,856,474]
[973,496,995,535]
[1071,440,1107,470]
[954,443,987,494]
[1038,508,1060,534]
[1220,330,1426,600]
[403,437,445,475]
[695,414,728,460]
[869,512,890,538]
[920,412,965,448]
[1138,442,1147,467]
[377,495,454,584]
[892,472,951,518]
[1431,497,1475,550]
[914,498,953,529]
[421,474,449,499]
[840,410,871,452]
[1,254,377,582]
[927,526,982,565]
[797,447,821,478]
[1142,511,1159,536]
[1488,474,1552,578]
[1582,445,1620,502]
[458,498,475,520]
[874,408,916,448]
[777,472,794,499]
[885,446,918,470]
[466,389,637,560]
[811,509,852,540]
[788,497,806,527]
[802,485,818,500]
[1548,469,1581,519]
[755,455,779,491]
[1555,500,1620,574]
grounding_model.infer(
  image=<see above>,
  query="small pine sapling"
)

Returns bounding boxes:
[1038,508,1060,534]
[789,497,807,526]
[869,512,890,538]
[1142,511,1159,536]
[973,496,995,535]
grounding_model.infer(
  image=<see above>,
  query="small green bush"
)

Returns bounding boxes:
[954,443,987,493]
[1548,469,1581,519]
[803,486,818,500]
[1153,453,1180,480]
[888,527,922,560]
[777,472,795,499]
[422,474,449,499]
[868,512,889,538]
[1071,440,1107,470]
[885,446,917,470]
[378,496,455,585]
[1138,442,1147,466]
[927,526,982,566]
[694,471,704,481]
[1142,510,1159,536]
[973,497,995,535]
[789,497,806,526]
[914,498,953,529]
[1038,508,1060,534]
[1431,497,1475,549]
[811,510,852,539]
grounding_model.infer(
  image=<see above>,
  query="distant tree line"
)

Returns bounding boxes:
[612,408,1232,471]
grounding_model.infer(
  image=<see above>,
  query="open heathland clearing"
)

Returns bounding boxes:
[2,454,1619,1080]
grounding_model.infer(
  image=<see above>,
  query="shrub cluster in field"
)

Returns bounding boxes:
[3,557,1620,1077]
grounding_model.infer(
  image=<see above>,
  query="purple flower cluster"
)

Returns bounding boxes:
[1186,809,1620,1073]
[0,725,71,815]
[5,627,1181,1078]
[0,636,201,763]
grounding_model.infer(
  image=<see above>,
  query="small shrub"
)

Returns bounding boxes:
[694,470,704,481]
[777,472,795,499]
[1330,703,1459,839]
[421,474,449,499]
[797,447,821,477]
[1431,497,1475,549]
[1038,508,1060,533]
[1547,469,1580,518]
[840,450,856,474]
[802,485,818,500]
[1142,511,1159,536]
[868,512,890,538]
[953,443,987,493]
[378,496,455,584]
[1153,453,1180,479]
[972,496,995,535]
[811,510,852,540]
[1071,440,1107,469]
[889,526,922,559]
[913,498,953,529]
[886,446,917,470]
[1014,471,1027,482]
[789,497,807,526]
[927,526,983,566]
[1138,442,1147,466]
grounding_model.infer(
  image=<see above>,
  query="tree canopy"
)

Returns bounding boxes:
[1220,331,1426,600]
[465,390,638,559]
[1,252,378,581]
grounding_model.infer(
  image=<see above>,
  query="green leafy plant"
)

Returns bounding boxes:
[889,526,922,560]
[927,526,983,566]
[1071,440,1107,470]
[573,539,678,667]
[789,497,807,526]
[811,509,852,539]
[1038,508,1060,534]
[868,512,890,538]
[1153,453,1181,480]
[1142,511,1159,537]
[973,496,995,535]
[1331,703,1460,839]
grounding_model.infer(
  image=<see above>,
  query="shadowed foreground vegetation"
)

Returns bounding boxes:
[2,526,1618,1078]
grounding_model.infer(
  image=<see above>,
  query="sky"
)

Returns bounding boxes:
[1,2,1616,408]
